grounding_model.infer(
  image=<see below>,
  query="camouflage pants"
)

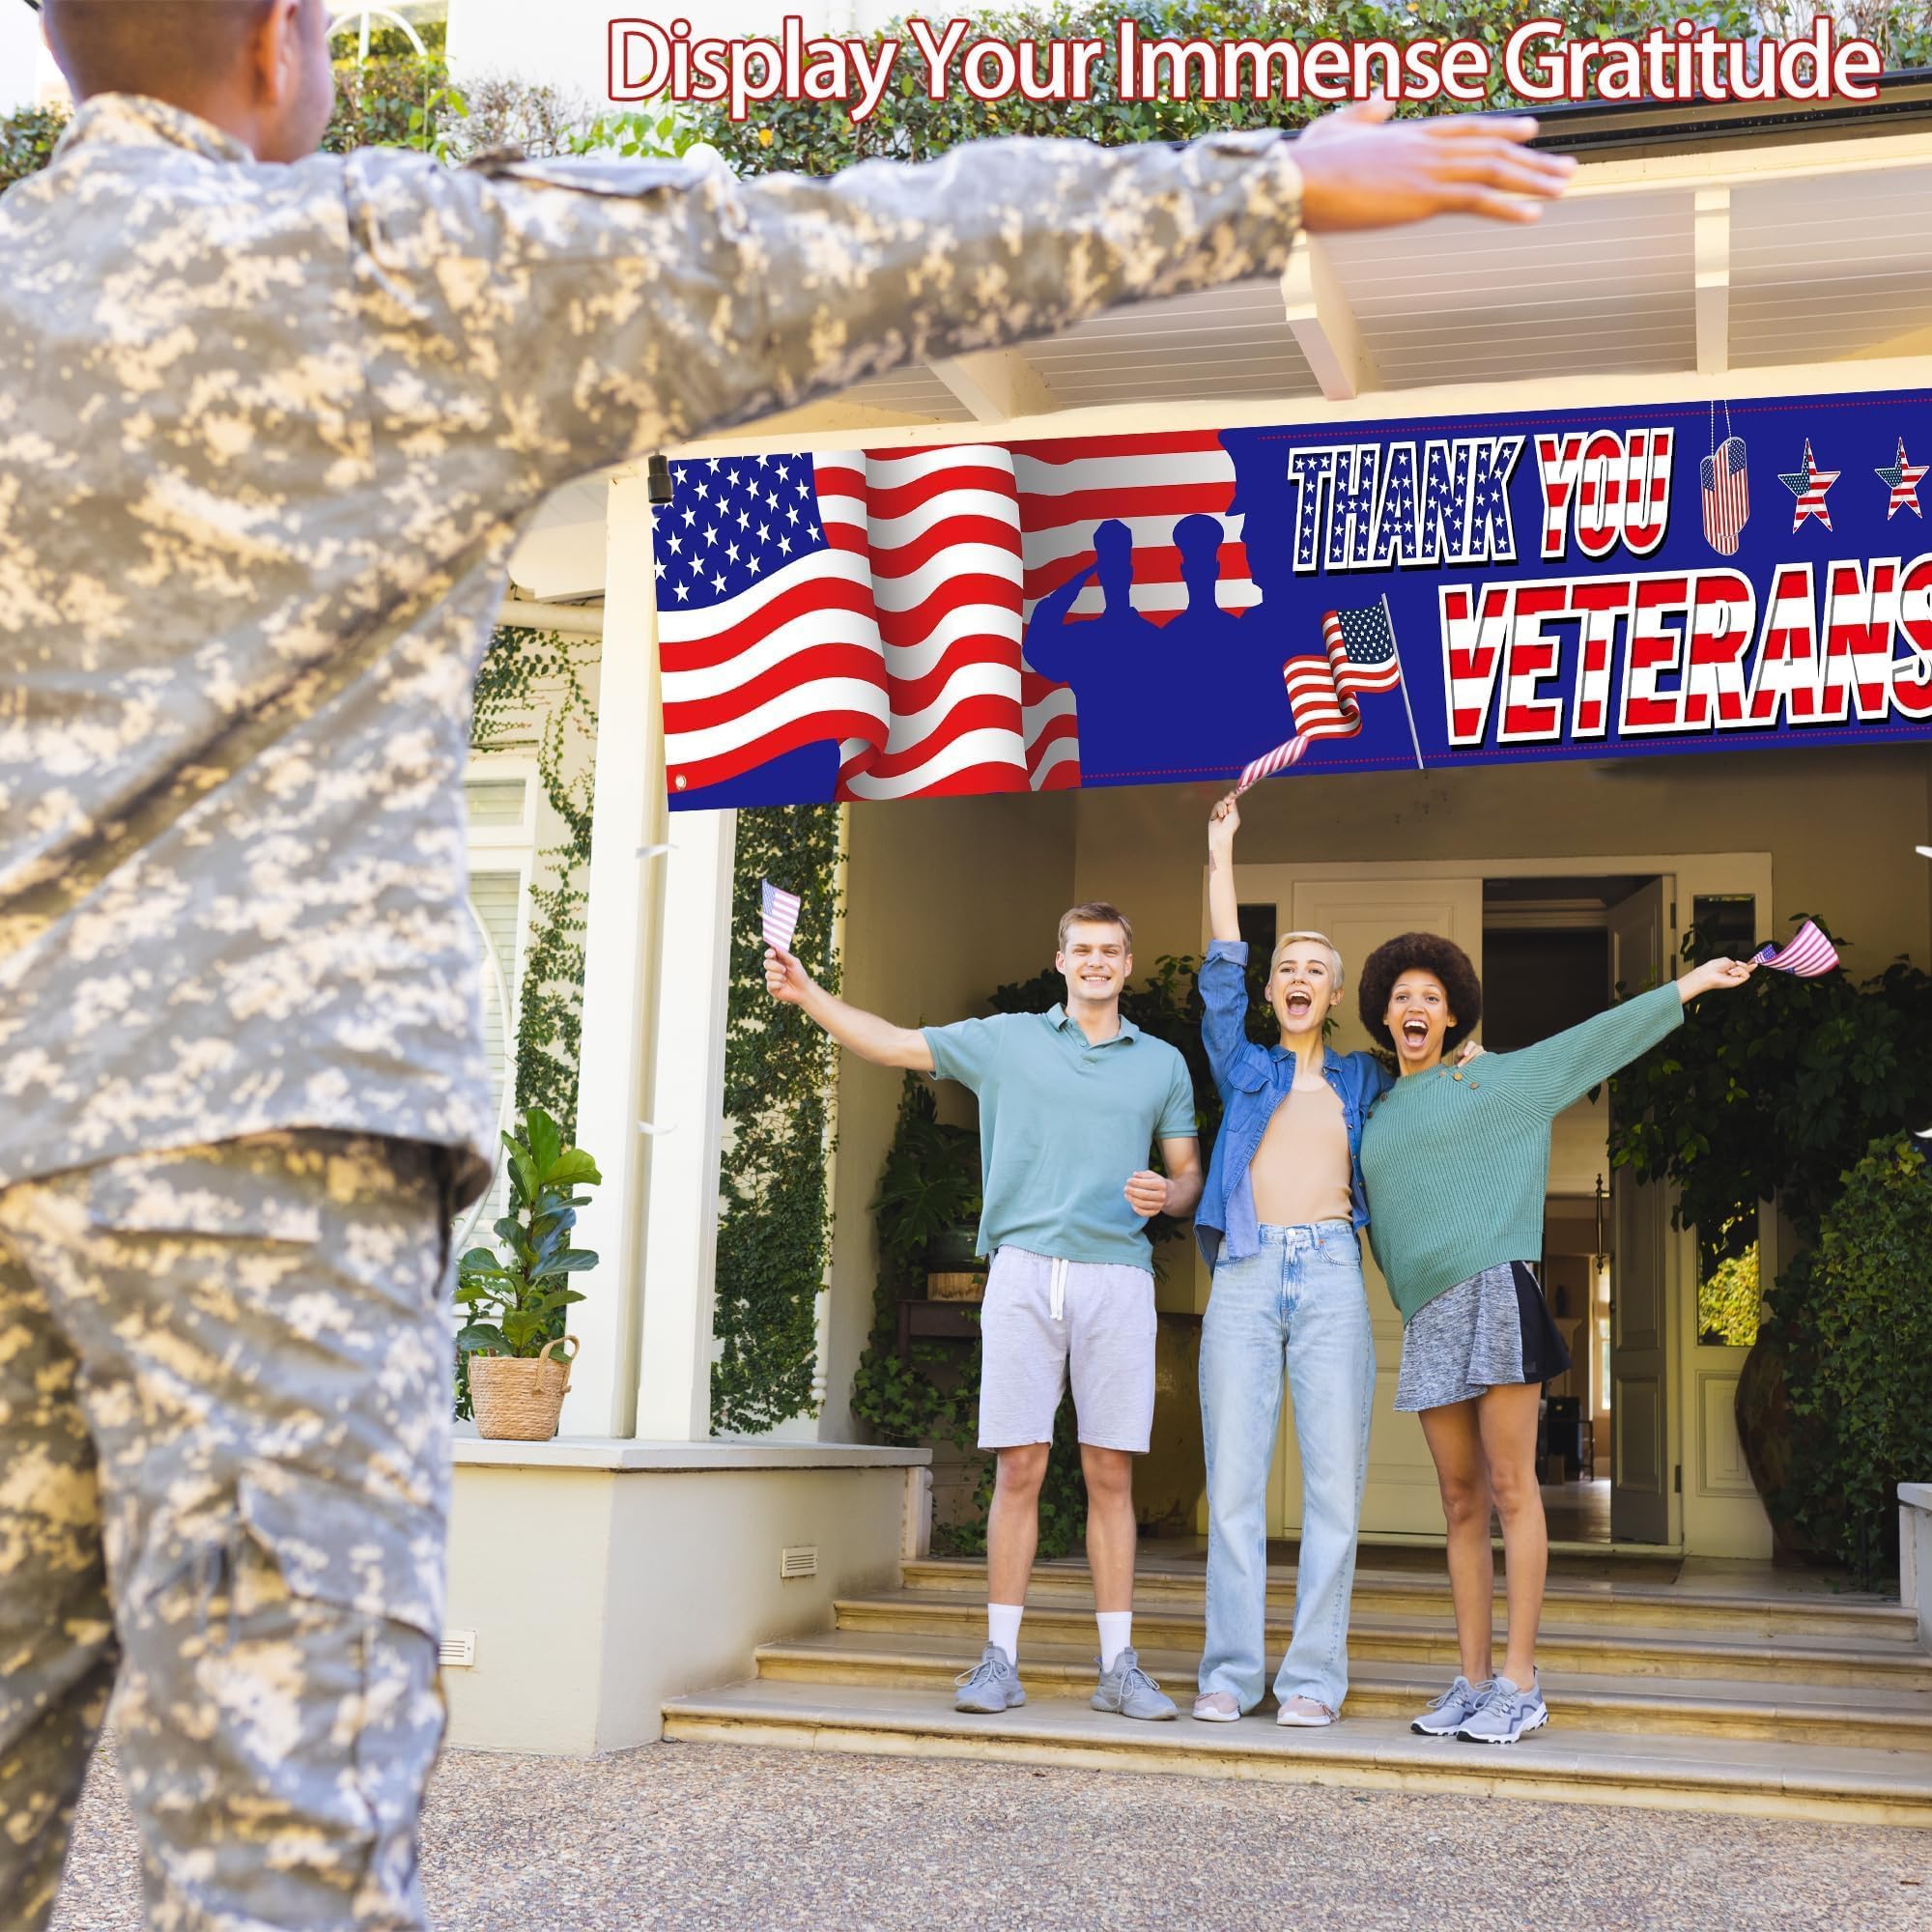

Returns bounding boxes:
[0,1132,455,1932]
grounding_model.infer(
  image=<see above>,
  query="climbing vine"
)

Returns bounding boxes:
[470,626,598,1138]
[710,806,845,1435]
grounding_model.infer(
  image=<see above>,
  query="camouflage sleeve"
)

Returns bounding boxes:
[346,131,1300,474]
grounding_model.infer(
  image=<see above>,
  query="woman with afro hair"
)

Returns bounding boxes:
[1355,927,1756,1745]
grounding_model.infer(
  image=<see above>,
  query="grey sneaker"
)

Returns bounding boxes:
[1457,1673,1548,1746]
[1091,1646,1178,1721]
[953,1641,1025,1714]
[1410,1675,1492,1737]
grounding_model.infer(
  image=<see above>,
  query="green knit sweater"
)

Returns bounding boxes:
[1360,981,1684,1323]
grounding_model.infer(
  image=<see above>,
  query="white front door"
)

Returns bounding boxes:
[1246,872,1485,1540]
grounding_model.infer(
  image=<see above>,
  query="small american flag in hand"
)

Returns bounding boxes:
[761,878,803,954]
[1755,919,1838,978]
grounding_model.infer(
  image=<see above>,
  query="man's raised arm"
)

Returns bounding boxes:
[764,946,934,1071]
[379,101,1573,478]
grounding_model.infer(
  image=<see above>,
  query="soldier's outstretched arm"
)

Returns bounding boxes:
[360,102,1570,478]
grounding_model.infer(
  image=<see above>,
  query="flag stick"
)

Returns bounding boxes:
[1383,593,1426,771]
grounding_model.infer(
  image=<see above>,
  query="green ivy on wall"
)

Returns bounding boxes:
[710,805,845,1435]
[470,626,598,1139]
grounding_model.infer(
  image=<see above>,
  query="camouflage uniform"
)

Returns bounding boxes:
[0,92,1303,1927]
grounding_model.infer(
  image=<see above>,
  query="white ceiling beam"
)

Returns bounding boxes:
[1694,185,1731,377]
[497,596,606,637]
[1281,233,1376,402]
[926,349,1056,423]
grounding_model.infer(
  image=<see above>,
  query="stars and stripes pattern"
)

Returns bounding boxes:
[1700,434,1749,555]
[656,448,1080,800]
[1876,439,1926,521]
[1778,440,1837,532]
[1754,919,1839,978]
[657,436,1264,803]
[760,877,802,954]
[1236,602,1404,794]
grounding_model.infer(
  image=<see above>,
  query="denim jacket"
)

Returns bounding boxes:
[1195,938,1392,1269]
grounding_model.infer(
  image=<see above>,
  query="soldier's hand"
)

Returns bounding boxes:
[1295,99,1576,232]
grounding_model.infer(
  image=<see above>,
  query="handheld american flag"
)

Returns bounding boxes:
[761,878,802,954]
[1754,919,1838,978]
[1236,599,1420,793]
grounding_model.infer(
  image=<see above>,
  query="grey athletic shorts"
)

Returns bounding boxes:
[977,1246,1157,1453]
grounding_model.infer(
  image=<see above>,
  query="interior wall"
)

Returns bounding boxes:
[817,791,1078,1440]
[1070,747,1932,990]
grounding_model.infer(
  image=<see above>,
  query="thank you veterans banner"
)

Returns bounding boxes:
[656,386,1932,810]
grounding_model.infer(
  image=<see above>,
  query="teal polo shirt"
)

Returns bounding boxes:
[922,1007,1199,1273]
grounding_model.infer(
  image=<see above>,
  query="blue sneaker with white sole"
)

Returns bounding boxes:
[1410,1675,1492,1737]
[953,1641,1026,1714]
[1457,1672,1548,1745]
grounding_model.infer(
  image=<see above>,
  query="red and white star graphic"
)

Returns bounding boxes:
[1778,440,1838,531]
[1876,439,1927,521]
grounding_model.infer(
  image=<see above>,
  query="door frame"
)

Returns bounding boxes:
[1211,848,1776,1559]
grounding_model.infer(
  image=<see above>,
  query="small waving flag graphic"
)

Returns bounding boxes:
[1236,599,1422,793]
[1754,919,1838,978]
[761,877,803,953]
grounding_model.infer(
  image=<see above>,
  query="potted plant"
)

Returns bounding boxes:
[456,1105,603,1441]
[869,1078,985,1300]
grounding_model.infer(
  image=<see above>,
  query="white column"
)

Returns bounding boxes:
[634,806,736,1440]
[559,470,665,1438]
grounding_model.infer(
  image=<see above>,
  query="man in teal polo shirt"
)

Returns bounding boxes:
[766,901,1202,1720]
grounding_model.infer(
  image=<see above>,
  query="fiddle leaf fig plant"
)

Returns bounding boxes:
[456,1105,603,1360]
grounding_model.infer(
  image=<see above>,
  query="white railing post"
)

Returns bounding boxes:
[558,469,665,1437]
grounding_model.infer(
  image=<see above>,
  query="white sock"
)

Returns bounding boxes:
[987,1603,1023,1665]
[1096,1610,1133,1671]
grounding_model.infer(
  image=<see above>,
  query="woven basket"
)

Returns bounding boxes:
[470,1336,578,1441]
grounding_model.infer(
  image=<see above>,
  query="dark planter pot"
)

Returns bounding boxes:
[1734,1326,1836,1567]
[923,1223,981,1275]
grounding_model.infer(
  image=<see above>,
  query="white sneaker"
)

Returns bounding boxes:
[1191,1690,1241,1722]
[1276,1695,1336,1726]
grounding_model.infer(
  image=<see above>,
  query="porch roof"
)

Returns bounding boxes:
[508,82,1932,605]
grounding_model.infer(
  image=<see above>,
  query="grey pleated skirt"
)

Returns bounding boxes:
[1394,1261,1572,1412]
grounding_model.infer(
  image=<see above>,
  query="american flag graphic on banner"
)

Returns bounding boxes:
[657,435,1258,801]
[658,449,1065,801]
[1755,919,1839,977]
[1700,434,1749,555]
[1236,601,1407,793]
[760,877,802,953]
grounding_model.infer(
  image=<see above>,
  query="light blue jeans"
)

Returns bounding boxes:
[1198,1221,1376,1715]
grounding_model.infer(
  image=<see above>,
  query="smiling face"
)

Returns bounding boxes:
[1270,937,1343,1043]
[1057,921,1130,1009]
[1385,969,1458,1072]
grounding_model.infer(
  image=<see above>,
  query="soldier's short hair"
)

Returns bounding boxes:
[43,0,281,97]
[1058,902,1133,955]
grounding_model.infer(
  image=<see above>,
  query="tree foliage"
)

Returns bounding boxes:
[1772,1135,1932,1582]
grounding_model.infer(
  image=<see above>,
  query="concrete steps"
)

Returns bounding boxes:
[663,1679,1932,1828]
[660,1555,1932,1825]
[834,1590,1932,1691]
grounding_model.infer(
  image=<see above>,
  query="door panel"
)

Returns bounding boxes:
[1607,878,1673,1545]
[1257,876,1484,1541]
